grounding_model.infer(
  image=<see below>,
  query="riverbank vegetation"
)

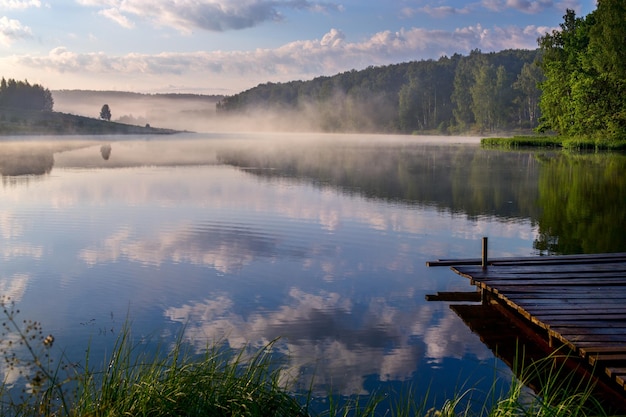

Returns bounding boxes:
[0,296,616,417]
[481,136,626,150]
[484,0,626,149]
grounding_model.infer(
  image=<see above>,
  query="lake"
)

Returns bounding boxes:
[0,133,625,412]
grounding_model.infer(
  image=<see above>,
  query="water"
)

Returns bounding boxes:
[0,133,624,412]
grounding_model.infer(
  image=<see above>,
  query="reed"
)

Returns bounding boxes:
[481,135,626,150]
[0,297,615,417]
[480,136,562,149]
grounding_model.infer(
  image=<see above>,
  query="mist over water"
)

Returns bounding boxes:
[52,91,222,133]
[0,133,623,412]
[51,90,435,134]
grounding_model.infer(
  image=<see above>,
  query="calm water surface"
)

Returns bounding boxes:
[1,133,624,411]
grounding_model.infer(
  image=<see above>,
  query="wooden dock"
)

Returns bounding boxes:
[427,248,626,409]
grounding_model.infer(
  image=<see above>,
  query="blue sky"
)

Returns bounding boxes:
[0,0,595,95]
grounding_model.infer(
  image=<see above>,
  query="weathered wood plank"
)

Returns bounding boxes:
[579,346,626,356]
[438,251,626,400]
[605,368,626,384]
[455,266,626,278]
[499,290,626,299]
[589,354,626,366]
[522,302,626,310]
[548,321,626,328]
[492,258,626,267]
[552,328,626,337]
[427,252,626,267]
[489,287,626,295]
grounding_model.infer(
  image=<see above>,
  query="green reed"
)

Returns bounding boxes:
[0,297,616,417]
[481,135,626,150]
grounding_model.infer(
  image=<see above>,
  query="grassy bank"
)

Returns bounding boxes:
[0,297,616,416]
[481,136,626,151]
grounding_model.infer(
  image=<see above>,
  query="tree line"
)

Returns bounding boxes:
[0,78,54,112]
[217,49,542,134]
[217,1,624,138]
[538,0,626,140]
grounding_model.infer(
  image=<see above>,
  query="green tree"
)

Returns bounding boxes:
[513,62,544,128]
[538,4,626,139]
[100,104,111,121]
[586,0,626,138]
[470,64,498,132]
[398,79,419,132]
[0,77,53,111]
[451,51,481,129]
[537,10,592,135]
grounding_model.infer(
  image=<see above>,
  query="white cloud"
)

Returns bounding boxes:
[0,16,32,45]
[17,23,546,82]
[483,0,556,13]
[555,0,583,13]
[320,27,344,47]
[403,5,472,18]
[98,7,134,29]
[76,0,343,32]
[0,0,40,9]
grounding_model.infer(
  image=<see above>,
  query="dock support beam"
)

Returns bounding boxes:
[482,237,488,269]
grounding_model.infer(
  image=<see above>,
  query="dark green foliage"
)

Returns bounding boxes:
[534,152,626,254]
[217,50,541,134]
[0,78,54,111]
[538,2,626,140]
[99,104,111,121]
[513,62,544,128]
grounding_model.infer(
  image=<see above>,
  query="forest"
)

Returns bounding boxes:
[538,0,626,140]
[217,49,542,134]
[0,78,54,112]
[218,1,625,139]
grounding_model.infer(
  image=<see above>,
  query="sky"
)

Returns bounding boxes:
[0,0,596,95]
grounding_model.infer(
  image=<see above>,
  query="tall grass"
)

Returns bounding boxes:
[0,296,618,416]
[481,136,563,149]
[70,328,307,416]
[481,135,626,150]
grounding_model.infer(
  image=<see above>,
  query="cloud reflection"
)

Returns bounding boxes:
[0,138,540,398]
[164,288,492,395]
[80,222,306,273]
[0,273,30,302]
[0,210,23,238]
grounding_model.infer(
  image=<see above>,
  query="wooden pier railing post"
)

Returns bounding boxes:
[481,237,488,269]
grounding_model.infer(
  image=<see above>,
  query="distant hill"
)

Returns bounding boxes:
[52,90,224,133]
[0,107,179,135]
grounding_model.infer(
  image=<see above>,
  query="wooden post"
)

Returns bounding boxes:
[481,237,488,269]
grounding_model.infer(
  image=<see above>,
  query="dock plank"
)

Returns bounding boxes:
[431,252,626,398]
[427,252,626,267]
